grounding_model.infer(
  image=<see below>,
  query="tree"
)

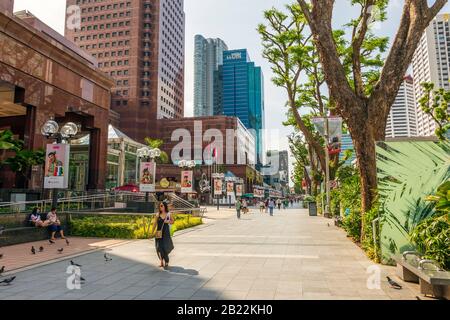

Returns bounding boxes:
[418,83,450,141]
[144,137,169,164]
[296,0,448,221]
[258,5,326,172]
[0,130,22,151]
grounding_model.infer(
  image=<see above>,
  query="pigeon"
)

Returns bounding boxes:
[31,246,36,255]
[0,253,3,259]
[327,223,330,227]
[0,266,4,274]
[49,239,55,244]
[79,276,86,282]
[65,239,70,246]
[57,248,64,254]
[104,253,112,262]
[0,276,15,285]
[416,296,421,300]
[39,246,44,252]
[70,260,82,267]
[386,276,402,290]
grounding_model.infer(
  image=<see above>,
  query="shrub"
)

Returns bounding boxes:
[410,213,450,270]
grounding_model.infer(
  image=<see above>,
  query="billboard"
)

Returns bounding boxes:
[214,179,223,196]
[139,162,156,192]
[254,188,264,198]
[180,170,194,193]
[226,182,234,196]
[44,144,70,189]
[235,184,243,197]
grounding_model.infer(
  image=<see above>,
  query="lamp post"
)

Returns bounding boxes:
[137,146,161,202]
[41,119,79,208]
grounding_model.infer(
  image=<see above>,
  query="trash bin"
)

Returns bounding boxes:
[308,201,317,216]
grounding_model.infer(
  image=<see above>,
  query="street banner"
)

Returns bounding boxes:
[139,162,156,192]
[235,184,243,197]
[226,182,234,196]
[214,179,223,196]
[180,170,194,193]
[44,144,70,189]
[254,188,264,198]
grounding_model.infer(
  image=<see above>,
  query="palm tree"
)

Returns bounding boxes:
[144,137,169,164]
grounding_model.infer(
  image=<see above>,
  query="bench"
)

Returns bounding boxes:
[393,252,450,299]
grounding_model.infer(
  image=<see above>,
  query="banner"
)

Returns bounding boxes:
[214,179,223,196]
[139,162,156,192]
[180,170,194,193]
[44,144,70,189]
[235,184,243,197]
[226,182,234,196]
[254,188,264,198]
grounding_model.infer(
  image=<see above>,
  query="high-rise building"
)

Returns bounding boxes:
[412,13,450,137]
[193,35,228,117]
[65,0,185,143]
[221,49,265,165]
[385,75,418,138]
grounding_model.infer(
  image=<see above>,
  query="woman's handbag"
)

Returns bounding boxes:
[155,221,164,239]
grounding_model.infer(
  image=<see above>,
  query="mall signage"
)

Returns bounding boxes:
[44,144,70,189]
[139,162,156,192]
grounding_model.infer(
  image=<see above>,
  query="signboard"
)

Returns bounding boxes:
[214,179,223,196]
[44,144,70,189]
[180,170,194,193]
[139,162,156,192]
[226,182,234,196]
[235,184,243,197]
[254,188,264,198]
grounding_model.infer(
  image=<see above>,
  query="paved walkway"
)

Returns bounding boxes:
[0,206,421,300]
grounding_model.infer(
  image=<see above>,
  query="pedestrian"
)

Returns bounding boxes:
[290,199,294,207]
[236,198,242,219]
[265,199,269,213]
[277,199,282,210]
[151,201,175,269]
[259,200,265,213]
[268,199,275,216]
[242,199,248,214]
[47,207,66,241]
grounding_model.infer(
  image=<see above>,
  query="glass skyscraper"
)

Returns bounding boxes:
[221,49,265,165]
[194,35,228,117]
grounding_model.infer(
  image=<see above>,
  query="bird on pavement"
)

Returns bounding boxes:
[0,266,5,274]
[0,253,3,259]
[70,260,82,267]
[104,253,112,262]
[416,296,421,300]
[39,246,44,252]
[0,276,16,285]
[31,246,36,255]
[386,276,402,290]
[79,276,86,282]
[49,239,55,244]
[65,238,70,246]
[57,248,64,254]
[327,223,330,227]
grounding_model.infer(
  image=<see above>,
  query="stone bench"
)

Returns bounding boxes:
[394,252,450,299]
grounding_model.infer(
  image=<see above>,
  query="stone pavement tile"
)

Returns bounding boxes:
[79,290,117,300]
[164,288,198,299]
[251,279,278,291]
[190,289,221,300]
[274,293,303,300]
[176,278,209,290]
[134,285,177,300]
[117,285,152,296]
[302,292,335,300]
[219,290,249,300]
[226,279,254,291]
[276,281,302,294]
[107,295,136,300]
[245,290,275,300]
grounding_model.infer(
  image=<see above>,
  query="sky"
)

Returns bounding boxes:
[13,0,450,185]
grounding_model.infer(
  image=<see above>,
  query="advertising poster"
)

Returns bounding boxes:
[214,179,223,196]
[235,184,243,197]
[180,170,194,193]
[139,162,156,192]
[254,188,264,198]
[44,144,70,189]
[226,182,234,196]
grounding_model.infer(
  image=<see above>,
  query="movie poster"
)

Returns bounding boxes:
[180,170,194,193]
[226,182,234,196]
[44,144,70,189]
[214,179,223,196]
[235,184,243,197]
[139,162,156,192]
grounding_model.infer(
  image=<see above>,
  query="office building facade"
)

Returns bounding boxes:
[412,13,450,137]
[221,49,265,165]
[193,35,228,117]
[65,0,185,142]
[385,75,418,138]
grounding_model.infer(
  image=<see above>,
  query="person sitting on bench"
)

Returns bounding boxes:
[30,207,49,228]
[46,207,66,240]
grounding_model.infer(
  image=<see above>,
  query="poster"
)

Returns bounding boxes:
[139,162,156,192]
[180,170,194,193]
[235,184,243,197]
[226,182,234,196]
[214,179,223,196]
[44,144,70,189]
[254,188,264,198]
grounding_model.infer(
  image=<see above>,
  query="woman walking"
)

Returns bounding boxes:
[235,198,242,219]
[268,199,275,216]
[151,201,175,269]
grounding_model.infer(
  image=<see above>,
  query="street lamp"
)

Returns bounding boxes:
[178,159,196,169]
[137,146,161,202]
[41,119,79,208]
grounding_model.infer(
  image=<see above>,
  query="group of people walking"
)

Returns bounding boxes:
[235,197,296,218]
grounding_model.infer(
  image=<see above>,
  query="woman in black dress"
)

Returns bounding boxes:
[151,201,175,268]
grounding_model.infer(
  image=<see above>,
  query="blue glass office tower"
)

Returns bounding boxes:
[221,49,265,165]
